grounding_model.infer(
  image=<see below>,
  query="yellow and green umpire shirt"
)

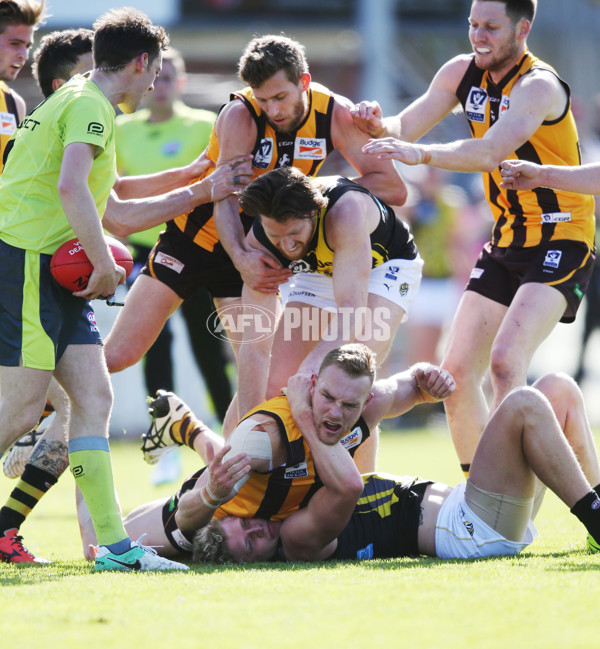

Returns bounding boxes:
[0,74,116,254]
[456,51,595,249]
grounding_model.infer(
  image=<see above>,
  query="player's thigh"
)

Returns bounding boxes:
[104,275,182,370]
[491,282,567,371]
[266,301,322,396]
[361,293,405,365]
[442,290,507,380]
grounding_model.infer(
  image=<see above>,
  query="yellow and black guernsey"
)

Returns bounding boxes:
[456,51,595,249]
[329,473,433,560]
[170,82,336,252]
[212,395,370,522]
[0,81,19,174]
[252,176,417,275]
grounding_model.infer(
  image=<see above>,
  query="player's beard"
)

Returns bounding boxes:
[266,95,307,136]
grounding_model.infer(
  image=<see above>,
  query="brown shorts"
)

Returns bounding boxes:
[141,222,243,300]
[466,240,595,323]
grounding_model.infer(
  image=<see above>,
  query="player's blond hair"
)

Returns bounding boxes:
[0,0,46,33]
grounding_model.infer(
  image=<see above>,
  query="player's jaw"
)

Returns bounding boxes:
[265,94,306,134]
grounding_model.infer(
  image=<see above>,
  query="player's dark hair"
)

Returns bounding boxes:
[238,34,308,87]
[92,6,169,72]
[0,0,46,33]
[239,167,327,223]
[32,28,93,98]
[475,0,536,23]
[319,344,377,386]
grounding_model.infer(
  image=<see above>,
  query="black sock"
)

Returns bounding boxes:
[460,463,470,479]
[570,490,600,543]
[0,464,58,534]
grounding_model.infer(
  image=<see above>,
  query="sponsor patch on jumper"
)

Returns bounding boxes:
[543,250,562,269]
[0,111,17,135]
[289,259,312,273]
[470,267,484,279]
[295,137,327,160]
[399,282,409,297]
[155,252,184,274]
[541,212,571,223]
[284,461,309,479]
[466,86,488,122]
[499,95,510,115]
[340,427,362,451]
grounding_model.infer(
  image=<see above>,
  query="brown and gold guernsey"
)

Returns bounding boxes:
[213,395,370,522]
[456,52,595,249]
[171,82,335,252]
[0,81,19,174]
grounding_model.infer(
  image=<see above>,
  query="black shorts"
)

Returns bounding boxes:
[141,222,243,300]
[466,240,595,323]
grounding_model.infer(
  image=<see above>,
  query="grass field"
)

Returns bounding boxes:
[1,424,599,649]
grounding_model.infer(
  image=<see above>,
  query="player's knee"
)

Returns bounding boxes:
[502,385,546,423]
[489,344,523,387]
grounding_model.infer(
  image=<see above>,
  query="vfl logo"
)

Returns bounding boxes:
[87,122,104,135]
[543,250,562,269]
[71,465,84,478]
[254,138,274,168]
[466,86,488,123]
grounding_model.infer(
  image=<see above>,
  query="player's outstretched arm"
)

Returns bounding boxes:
[501,159,600,194]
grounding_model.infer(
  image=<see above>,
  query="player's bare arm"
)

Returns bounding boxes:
[331,94,407,206]
[362,364,455,429]
[279,373,364,561]
[500,159,600,194]
[58,142,125,300]
[212,100,291,291]
[236,229,282,417]
[102,154,253,237]
[363,66,567,173]
[175,442,251,533]
[351,55,468,143]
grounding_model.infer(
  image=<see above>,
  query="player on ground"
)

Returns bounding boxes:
[195,372,600,563]
[352,0,595,476]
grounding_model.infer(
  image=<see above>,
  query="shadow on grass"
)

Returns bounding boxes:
[3,548,598,586]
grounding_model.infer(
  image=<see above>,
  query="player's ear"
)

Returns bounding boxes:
[52,78,65,93]
[517,18,531,39]
[299,72,311,92]
[136,52,149,72]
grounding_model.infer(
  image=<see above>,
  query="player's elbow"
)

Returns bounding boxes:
[102,215,131,238]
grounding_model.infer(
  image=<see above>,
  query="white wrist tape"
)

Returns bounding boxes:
[408,143,424,165]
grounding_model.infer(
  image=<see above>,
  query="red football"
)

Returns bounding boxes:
[50,236,134,292]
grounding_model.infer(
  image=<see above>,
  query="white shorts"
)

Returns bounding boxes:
[278,257,424,323]
[435,483,538,559]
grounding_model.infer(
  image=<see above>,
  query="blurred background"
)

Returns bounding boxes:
[16,0,600,434]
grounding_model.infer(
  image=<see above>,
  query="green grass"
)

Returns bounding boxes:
[1,426,599,649]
